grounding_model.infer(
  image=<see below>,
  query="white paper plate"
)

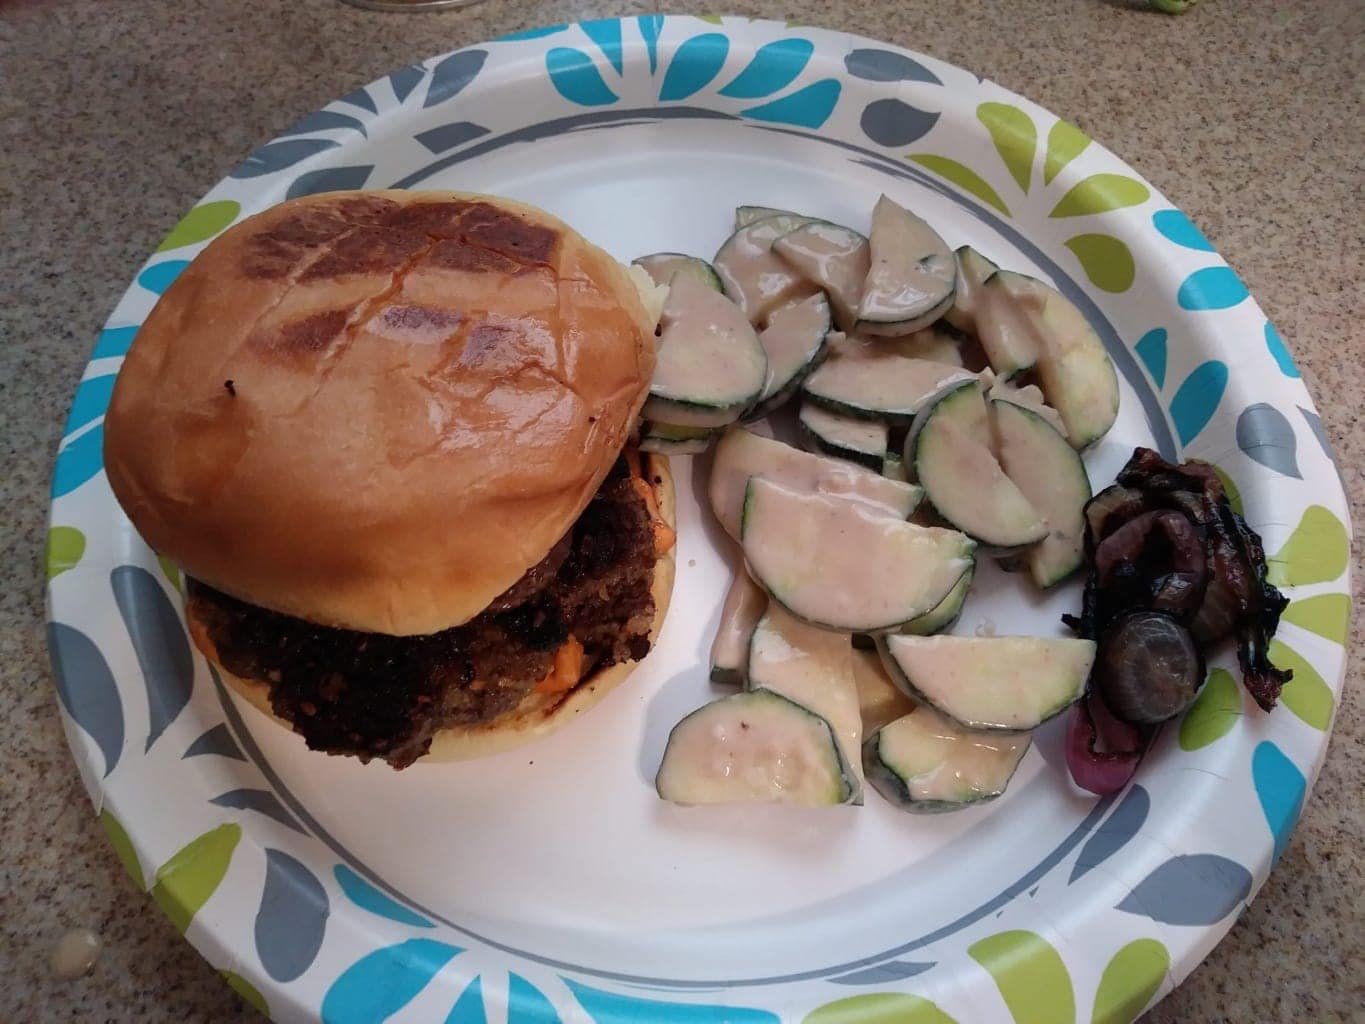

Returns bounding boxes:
[46,16,1352,1024]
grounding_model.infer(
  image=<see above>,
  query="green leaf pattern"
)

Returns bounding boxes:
[968,930,1076,1024]
[150,823,241,934]
[1091,939,1169,1024]
[978,102,1036,193]
[908,154,1012,215]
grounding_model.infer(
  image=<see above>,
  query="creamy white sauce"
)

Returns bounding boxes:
[876,706,1028,803]
[715,217,819,325]
[856,195,956,328]
[741,477,974,633]
[772,222,870,330]
[755,292,830,404]
[805,337,975,418]
[650,273,766,406]
[709,427,920,542]
[710,569,768,682]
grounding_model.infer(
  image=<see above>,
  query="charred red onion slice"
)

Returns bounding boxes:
[1093,509,1208,624]
[1097,610,1204,725]
[1065,692,1146,796]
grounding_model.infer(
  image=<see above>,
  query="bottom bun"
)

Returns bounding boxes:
[203,453,676,763]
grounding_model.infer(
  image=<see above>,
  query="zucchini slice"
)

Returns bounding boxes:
[994,272,1119,448]
[639,428,715,456]
[632,252,723,292]
[645,273,767,427]
[655,689,857,806]
[709,427,922,542]
[855,195,957,336]
[735,205,797,229]
[714,214,820,325]
[902,324,966,368]
[802,333,975,425]
[990,398,1091,588]
[747,292,832,420]
[985,372,1066,434]
[943,245,1000,334]
[851,648,918,733]
[709,569,768,685]
[772,220,870,330]
[864,706,1029,813]
[740,477,975,633]
[882,453,909,482]
[909,380,1047,550]
[878,634,1095,732]
[747,606,864,801]
[799,402,889,470]
[976,269,1042,379]
[901,564,974,635]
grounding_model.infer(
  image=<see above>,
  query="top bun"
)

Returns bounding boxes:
[105,190,659,636]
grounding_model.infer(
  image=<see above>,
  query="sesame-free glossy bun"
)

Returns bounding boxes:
[105,190,658,635]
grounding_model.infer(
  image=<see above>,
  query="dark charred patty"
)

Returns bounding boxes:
[188,459,658,768]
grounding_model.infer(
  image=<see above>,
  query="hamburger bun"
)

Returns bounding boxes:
[196,452,676,762]
[106,189,663,636]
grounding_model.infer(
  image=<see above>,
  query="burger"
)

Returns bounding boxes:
[104,190,675,768]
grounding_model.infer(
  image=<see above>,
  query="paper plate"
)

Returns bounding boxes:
[46,16,1352,1024]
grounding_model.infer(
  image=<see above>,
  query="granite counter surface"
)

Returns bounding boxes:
[1,0,1361,1020]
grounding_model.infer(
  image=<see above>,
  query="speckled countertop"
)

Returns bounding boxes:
[1,0,1361,1020]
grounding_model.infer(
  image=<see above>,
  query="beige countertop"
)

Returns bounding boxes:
[1,0,1360,1020]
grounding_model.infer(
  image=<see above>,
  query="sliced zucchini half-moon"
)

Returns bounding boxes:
[877,633,1095,732]
[799,402,889,470]
[802,334,975,426]
[855,195,957,336]
[772,220,870,330]
[632,252,723,292]
[990,397,1091,588]
[740,477,975,633]
[655,689,857,806]
[908,379,1047,551]
[746,292,831,420]
[864,706,1029,813]
[708,427,922,542]
[714,214,819,325]
[645,273,767,427]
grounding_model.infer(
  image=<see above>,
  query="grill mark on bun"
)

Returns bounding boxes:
[456,203,559,265]
[299,226,430,281]
[427,238,529,275]
[239,196,401,279]
[270,309,351,355]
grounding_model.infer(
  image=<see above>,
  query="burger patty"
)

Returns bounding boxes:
[188,457,658,768]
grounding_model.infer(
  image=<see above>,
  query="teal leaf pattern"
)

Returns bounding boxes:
[1152,208,1214,251]
[277,110,368,140]
[64,373,116,437]
[719,39,813,98]
[92,325,138,359]
[638,15,664,73]
[424,50,488,107]
[1168,360,1228,444]
[861,99,939,146]
[446,977,487,1024]
[255,849,329,982]
[509,974,561,1024]
[111,566,193,752]
[1134,328,1167,388]
[321,939,462,1024]
[52,423,104,497]
[1177,266,1249,310]
[231,138,340,178]
[138,260,189,295]
[742,79,841,129]
[48,622,124,777]
[565,978,780,1024]
[581,19,624,75]
[547,47,618,106]
[287,165,373,201]
[1264,321,1299,377]
[1117,854,1251,925]
[1253,740,1306,864]
[334,864,434,928]
[660,33,730,101]
[1236,403,1300,478]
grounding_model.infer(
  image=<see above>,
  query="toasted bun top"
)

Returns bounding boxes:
[105,190,658,635]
